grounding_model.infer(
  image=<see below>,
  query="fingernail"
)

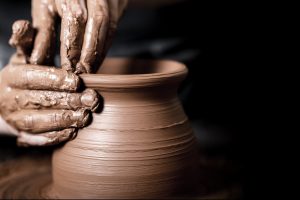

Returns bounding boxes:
[81,89,100,111]
[75,62,89,74]
[64,72,81,91]
[29,55,38,65]
[73,109,90,127]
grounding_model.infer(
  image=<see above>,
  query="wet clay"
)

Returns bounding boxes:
[50,58,198,199]
[1,16,102,146]
[0,64,99,132]
[30,0,128,73]
[0,153,241,199]
[30,0,57,65]
[9,20,34,64]
[10,1,128,72]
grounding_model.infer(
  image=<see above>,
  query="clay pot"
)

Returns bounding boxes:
[51,58,197,199]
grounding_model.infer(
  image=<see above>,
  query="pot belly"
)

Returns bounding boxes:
[52,98,197,199]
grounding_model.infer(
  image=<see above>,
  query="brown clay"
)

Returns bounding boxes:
[29,0,128,72]
[8,20,34,64]
[75,0,128,74]
[0,154,242,199]
[30,0,57,65]
[50,58,198,199]
[1,64,80,91]
[0,63,100,146]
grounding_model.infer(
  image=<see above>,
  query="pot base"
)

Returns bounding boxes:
[0,155,241,199]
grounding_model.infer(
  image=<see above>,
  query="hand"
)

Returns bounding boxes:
[0,64,99,146]
[29,0,128,73]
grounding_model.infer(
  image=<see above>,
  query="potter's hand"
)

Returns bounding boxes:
[0,64,99,146]
[29,0,128,73]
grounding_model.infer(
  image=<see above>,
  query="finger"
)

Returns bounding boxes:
[55,0,63,16]
[17,128,76,147]
[6,109,90,133]
[2,64,80,91]
[30,0,57,65]
[9,20,34,65]
[59,0,87,72]
[6,89,99,111]
[9,20,35,58]
[75,0,109,74]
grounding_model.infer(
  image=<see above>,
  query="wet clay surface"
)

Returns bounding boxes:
[51,59,197,199]
[0,152,242,199]
[0,59,242,199]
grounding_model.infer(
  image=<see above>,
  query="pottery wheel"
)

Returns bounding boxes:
[0,155,241,199]
[0,156,52,199]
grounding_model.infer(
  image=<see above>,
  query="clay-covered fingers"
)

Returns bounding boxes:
[58,0,87,72]
[75,0,109,74]
[1,64,80,91]
[6,109,90,133]
[3,89,99,112]
[17,128,77,147]
[30,0,57,65]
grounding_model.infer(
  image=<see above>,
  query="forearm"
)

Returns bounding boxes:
[0,116,18,136]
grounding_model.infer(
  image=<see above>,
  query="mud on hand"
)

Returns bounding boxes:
[0,64,100,146]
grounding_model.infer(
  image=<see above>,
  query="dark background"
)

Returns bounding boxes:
[0,0,245,197]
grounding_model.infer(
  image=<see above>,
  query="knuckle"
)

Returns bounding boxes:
[0,90,16,115]
[7,113,34,131]
[22,115,34,131]
[61,110,73,122]
[77,13,88,24]
[74,109,90,127]
[69,7,87,23]
[91,5,109,22]
[89,14,109,24]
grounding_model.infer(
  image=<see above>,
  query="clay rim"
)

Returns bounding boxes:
[80,58,188,89]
